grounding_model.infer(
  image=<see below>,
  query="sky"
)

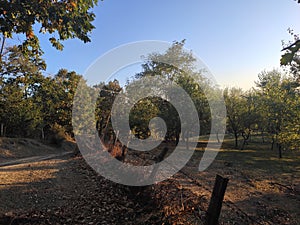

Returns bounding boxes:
[34,0,300,90]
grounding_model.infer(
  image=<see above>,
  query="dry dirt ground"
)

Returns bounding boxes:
[0,155,163,225]
[0,138,72,165]
[0,138,299,225]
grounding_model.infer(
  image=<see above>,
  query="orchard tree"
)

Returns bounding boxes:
[223,87,245,148]
[255,70,299,157]
[135,40,211,144]
[241,91,261,149]
[224,88,261,149]
[256,70,286,155]
[129,97,161,140]
[277,90,300,151]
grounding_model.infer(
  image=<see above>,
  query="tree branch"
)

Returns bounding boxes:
[0,35,6,60]
[281,40,300,52]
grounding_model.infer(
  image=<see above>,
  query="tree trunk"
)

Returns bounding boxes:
[121,145,127,162]
[0,35,6,59]
[271,137,275,150]
[41,127,45,140]
[278,144,282,159]
[241,141,245,150]
[241,131,250,150]
[114,130,119,146]
[261,130,265,143]
[234,132,238,149]
[0,123,4,137]
[216,132,220,143]
[102,114,112,142]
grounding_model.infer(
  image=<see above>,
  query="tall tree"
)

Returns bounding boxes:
[135,40,211,143]
[0,45,45,137]
[0,77,42,137]
[33,69,82,136]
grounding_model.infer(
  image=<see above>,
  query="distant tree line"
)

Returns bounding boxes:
[0,41,299,156]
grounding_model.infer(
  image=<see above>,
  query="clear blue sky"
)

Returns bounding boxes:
[37,0,300,90]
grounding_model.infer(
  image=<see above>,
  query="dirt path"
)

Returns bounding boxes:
[0,151,73,167]
[0,154,162,225]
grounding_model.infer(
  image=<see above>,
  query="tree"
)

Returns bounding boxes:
[256,70,286,157]
[239,90,260,149]
[94,80,122,141]
[223,87,245,148]
[277,90,300,151]
[129,97,161,140]
[0,0,99,58]
[0,77,43,137]
[135,40,211,144]
[0,45,45,137]
[32,69,82,137]
[255,70,300,157]
[0,45,46,78]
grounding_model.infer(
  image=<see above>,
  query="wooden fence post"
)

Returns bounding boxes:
[206,174,229,225]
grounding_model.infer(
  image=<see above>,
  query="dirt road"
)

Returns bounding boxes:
[0,151,73,168]
[0,153,163,225]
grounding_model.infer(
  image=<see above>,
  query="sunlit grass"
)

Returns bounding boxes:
[0,160,63,187]
[209,137,300,180]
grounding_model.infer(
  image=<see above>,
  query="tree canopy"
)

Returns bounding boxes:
[280,1,300,68]
[0,0,99,58]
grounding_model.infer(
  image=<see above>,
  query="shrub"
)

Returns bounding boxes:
[49,123,68,146]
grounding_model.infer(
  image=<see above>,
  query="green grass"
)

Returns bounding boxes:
[215,137,300,179]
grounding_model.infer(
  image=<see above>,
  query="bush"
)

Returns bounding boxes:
[49,123,68,146]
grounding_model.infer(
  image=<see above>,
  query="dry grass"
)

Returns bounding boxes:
[0,160,60,187]
[0,137,65,163]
